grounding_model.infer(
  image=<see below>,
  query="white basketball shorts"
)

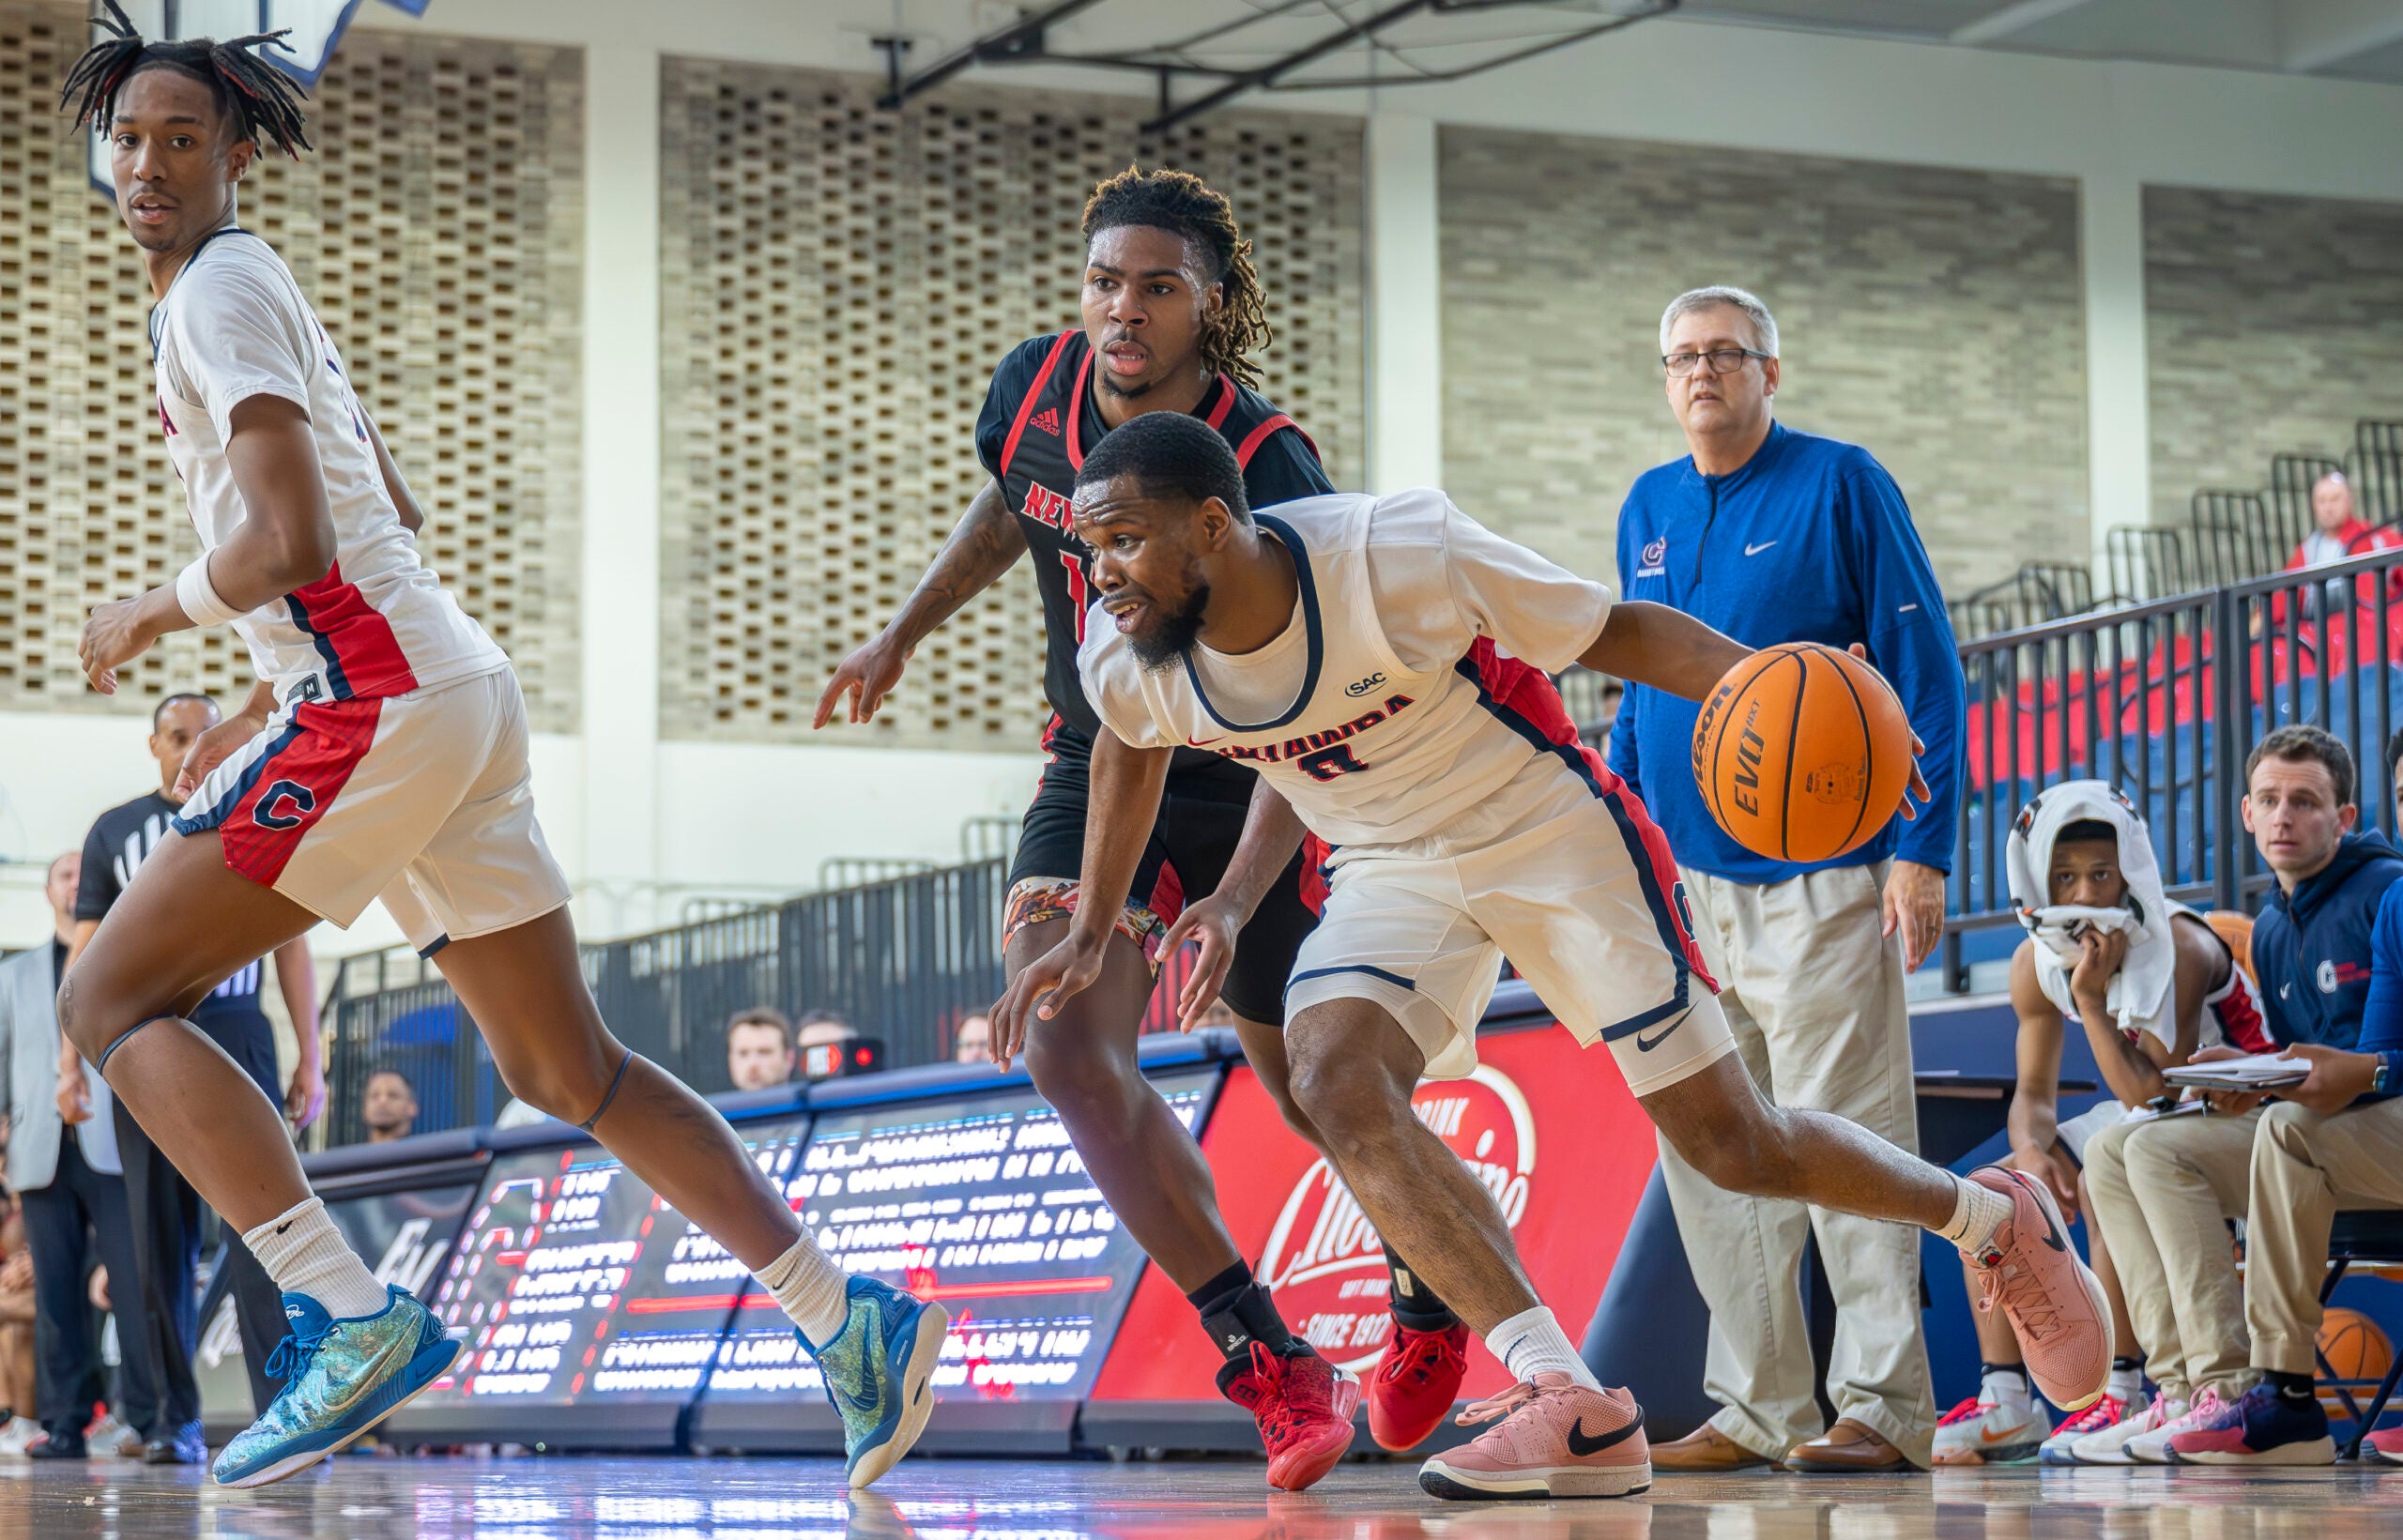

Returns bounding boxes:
[174,666,571,953]
[1283,756,1737,1095]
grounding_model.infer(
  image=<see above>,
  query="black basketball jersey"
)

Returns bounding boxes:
[974,330,1331,744]
[77,789,266,1018]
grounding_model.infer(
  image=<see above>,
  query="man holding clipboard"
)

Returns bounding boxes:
[2150,736,2403,1466]
[2079,727,2403,1466]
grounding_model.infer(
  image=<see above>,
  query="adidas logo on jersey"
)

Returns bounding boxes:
[1031,407,1062,436]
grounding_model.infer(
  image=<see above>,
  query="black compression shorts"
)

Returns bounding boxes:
[1005,721,1322,1026]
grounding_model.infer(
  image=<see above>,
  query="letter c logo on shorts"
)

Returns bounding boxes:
[254,779,318,831]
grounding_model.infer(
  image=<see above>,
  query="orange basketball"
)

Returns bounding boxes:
[2317,1307,2393,1415]
[1691,642,1913,863]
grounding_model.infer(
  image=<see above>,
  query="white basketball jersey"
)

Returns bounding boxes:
[152,229,507,706]
[1079,492,1615,849]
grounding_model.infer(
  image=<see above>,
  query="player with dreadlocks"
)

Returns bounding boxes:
[57,6,946,1491]
[816,167,1471,1488]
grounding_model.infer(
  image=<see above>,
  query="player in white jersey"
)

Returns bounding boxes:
[999,411,2111,1502]
[55,11,941,1490]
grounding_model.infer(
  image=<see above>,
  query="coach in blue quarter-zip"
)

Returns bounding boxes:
[1615,286,1966,1474]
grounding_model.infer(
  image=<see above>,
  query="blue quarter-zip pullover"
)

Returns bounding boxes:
[1608,421,1966,883]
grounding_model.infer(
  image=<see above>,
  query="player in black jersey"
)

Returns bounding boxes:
[817,169,1462,1485]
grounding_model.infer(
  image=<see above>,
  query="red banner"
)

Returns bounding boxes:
[1091,1023,1659,1400]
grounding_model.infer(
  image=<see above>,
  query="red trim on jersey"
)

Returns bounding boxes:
[997,331,1079,480]
[1065,348,1096,471]
[286,562,420,700]
[2212,969,2274,1055]
[1463,639,1717,992]
[1299,833,1332,917]
[1203,375,1237,432]
[1232,413,1313,471]
[216,699,385,887]
[1146,860,1186,928]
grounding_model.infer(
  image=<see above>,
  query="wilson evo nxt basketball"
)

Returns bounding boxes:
[1691,642,1914,863]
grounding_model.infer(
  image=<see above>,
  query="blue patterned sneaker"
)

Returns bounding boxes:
[802,1276,950,1489]
[2166,1382,2335,1466]
[212,1286,460,1489]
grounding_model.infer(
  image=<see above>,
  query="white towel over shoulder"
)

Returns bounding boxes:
[2006,781,2177,1047]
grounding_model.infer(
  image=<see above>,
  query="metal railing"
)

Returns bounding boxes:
[1945,543,2403,988]
[323,858,1010,1147]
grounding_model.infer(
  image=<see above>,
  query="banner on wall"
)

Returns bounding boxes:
[1090,1023,1661,1404]
[86,1,432,193]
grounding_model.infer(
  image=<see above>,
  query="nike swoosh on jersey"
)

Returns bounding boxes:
[1187,736,1225,748]
[1566,1413,1643,1456]
[1744,541,1778,557]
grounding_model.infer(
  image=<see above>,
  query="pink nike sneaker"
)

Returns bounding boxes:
[1962,1166,2110,1413]
[1417,1375,1650,1501]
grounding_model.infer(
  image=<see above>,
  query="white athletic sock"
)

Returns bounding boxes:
[1982,1365,2033,1414]
[244,1197,387,1319]
[1936,1174,2014,1255]
[1486,1305,1600,1391]
[758,1233,851,1347]
[2108,1361,2144,1405]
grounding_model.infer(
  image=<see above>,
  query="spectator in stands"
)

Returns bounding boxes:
[360,1071,419,1145]
[797,1010,860,1082]
[1616,285,1964,1473]
[726,1007,796,1092]
[952,1014,992,1066]
[0,850,152,1459]
[2285,470,2402,617]
[2078,726,2403,1463]
[2152,734,2403,1466]
[1935,783,2266,1466]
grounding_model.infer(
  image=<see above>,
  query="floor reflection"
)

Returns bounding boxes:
[1,1456,2397,1540]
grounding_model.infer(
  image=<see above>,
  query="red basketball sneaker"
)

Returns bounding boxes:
[1368,1320,1470,1451]
[1217,1343,1359,1490]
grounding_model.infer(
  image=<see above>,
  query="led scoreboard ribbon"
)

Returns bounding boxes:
[706,1070,1219,1405]
[419,1118,813,1407]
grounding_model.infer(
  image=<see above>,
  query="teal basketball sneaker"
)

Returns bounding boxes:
[803,1276,950,1488]
[212,1285,460,1488]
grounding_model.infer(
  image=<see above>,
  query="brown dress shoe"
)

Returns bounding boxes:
[1785,1418,1911,1472]
[1651,1422,1780,1471]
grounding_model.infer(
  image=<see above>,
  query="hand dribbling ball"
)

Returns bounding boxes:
[1691,642,1913,863]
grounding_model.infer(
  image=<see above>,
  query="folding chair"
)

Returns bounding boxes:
[2314,1210,2403,1458]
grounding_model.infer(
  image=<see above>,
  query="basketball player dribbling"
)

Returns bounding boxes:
[1005,410,2111,1502]
[817,168,1475,1483]
[56,10,942,1490]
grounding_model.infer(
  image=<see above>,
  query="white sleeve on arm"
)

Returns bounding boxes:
[170,261,315,443]
[1077,613,1178,750]
[1424,496,1613,672]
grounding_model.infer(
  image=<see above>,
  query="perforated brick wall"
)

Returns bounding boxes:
[657,61,1364,747]
[0,3,583,727]
[1439,127,2089,596]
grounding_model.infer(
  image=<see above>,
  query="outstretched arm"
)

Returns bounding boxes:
[2002,943,2081,1212]
[1575,600,1750,704]
[989,729,1172,1068]
[814,480,1025,727]
[80,395,337,694]
[1156,777,1309,1030]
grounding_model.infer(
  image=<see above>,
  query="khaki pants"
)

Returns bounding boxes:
[1658,861,1936,1465]
[2081,1108,2258,1403]
[2246,1097,2403,1377]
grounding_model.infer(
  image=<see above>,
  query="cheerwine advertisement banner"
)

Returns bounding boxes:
[1089,1023,1659,1401]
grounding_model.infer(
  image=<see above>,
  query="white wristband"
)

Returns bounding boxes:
[175,554,244,629]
